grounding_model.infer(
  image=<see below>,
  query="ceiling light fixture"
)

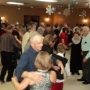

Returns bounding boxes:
[36,0,57,2]
[6,2,24,5]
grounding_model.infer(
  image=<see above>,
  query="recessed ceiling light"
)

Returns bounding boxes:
[6,2,24,5]
[36,0,57,2]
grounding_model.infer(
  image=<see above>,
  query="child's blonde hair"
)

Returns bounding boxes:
[35,51,52,70]
[57,44,66,53]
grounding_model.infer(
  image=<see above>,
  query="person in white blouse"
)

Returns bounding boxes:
[77,26,90,84]
[22,23,38,53]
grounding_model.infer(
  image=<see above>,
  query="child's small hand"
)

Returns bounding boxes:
[53,66,60,71]
[61,69,64,74]
[12,76,18,82]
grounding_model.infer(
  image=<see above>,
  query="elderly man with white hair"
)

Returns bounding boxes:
[14,32,64,90]
[77,26,90,84]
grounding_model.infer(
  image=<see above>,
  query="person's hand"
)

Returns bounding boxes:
[68,43,72,47]
[32,73,44,85]
[83,58,87,63]
[57,60,64,74]
[53,66,60,71]
[22,71,44,85]
[12,76,18,82]
[23,78,36,85]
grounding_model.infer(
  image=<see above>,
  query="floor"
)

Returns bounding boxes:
[63,75,90,90]
[0,74,90,90]
[0,50,90,90]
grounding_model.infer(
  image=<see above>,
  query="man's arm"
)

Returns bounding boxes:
[21,71,44,84]
[56,60,65,74]
[85,51,90,60]
[12,76,30,90]
[52,53,67,66]
[83,51,90,63]
[14,53,29,81]
[51,54,67,74]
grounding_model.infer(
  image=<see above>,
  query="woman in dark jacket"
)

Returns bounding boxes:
[70,32,82,75]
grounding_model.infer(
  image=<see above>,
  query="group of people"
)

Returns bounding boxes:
[69,25,90,84]
[77,26,90,84]
[0,22,90,90]
[0,22,68,90]
[12,31,68,90]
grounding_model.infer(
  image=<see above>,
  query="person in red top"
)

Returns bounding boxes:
[59,28,69,46]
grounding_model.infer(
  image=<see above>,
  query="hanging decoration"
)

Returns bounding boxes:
[46,5,55,15]
[63,8,71,16]
[79,10,86,18]
[63,4,71,16]
[62,0,80,17]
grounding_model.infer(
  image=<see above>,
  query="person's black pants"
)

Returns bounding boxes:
[82,51,90,82]
[0,51,15,82]
[82,58,90,82]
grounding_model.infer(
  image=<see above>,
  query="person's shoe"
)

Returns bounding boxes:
[77,78,85,81]
[82,81,90,84]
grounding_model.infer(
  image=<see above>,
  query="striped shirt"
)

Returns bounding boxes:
[0,32,19,52]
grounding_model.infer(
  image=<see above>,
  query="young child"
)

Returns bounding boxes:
[12,51,56,90]
[51,44,68,90]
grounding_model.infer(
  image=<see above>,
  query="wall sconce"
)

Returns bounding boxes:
[82,18,89,24]
[44,17,50,23]
[1,16,5,21]
[1,16,6,23]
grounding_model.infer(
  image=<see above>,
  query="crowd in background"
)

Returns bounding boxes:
[0,21,90,90]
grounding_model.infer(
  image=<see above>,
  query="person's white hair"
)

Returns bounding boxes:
[29,32,44,43]
[82,26,90,31]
